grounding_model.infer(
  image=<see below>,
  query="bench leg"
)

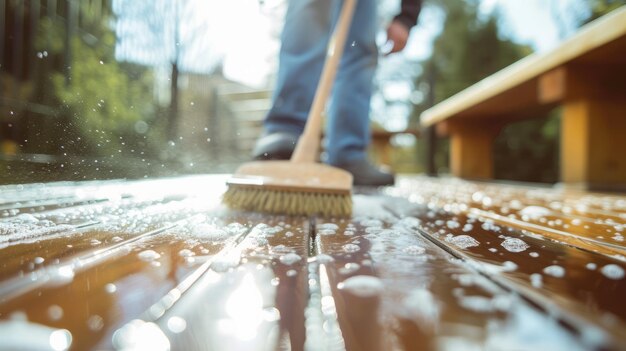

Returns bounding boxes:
[448,123,499,179]
[561,98,626,190]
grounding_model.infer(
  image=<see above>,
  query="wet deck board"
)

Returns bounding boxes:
[0,175,625,350]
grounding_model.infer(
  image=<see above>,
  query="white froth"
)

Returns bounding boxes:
[279,253,302,265]
[403,245,426,255]
[138,250,160,261]
[342,243,360,253]
[600,264,624,280]
[520,206,550,219]
[501,238,530,253]
[337,275,384,297]
[446,235,479,249]
[543,265,565,278]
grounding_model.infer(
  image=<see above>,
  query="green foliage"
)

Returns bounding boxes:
[494,113,560,183]
[36,8,157,158]
[584,0,626,23]
[51,33,151,155]
[412,0,560,182]
[425,0,532,103]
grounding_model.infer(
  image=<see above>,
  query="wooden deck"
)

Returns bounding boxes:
[1,175,625,350]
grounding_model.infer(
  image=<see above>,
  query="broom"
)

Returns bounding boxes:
[222,0,357,217]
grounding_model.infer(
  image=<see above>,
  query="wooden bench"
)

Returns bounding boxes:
[1,175,625,350]
[420,7,626,190]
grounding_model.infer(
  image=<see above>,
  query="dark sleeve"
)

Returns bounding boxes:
[393,0,422,29]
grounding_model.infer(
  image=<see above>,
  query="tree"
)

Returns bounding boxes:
[113,0,219,142]
[38,1,156,160]
[418,0,532,104]
[411,0,535,178]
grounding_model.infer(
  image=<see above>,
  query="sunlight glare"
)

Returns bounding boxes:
[223,273,264,340]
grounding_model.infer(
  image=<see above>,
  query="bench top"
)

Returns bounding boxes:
[0,175,625,350]
[421,6,626,127]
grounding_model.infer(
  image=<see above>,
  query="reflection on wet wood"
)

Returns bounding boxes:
[0,175,625,350]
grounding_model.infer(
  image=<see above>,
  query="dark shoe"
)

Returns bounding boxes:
[336,158,395,186]
[252,132,299,160]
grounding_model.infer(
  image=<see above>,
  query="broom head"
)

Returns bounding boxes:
[223,161,352,217]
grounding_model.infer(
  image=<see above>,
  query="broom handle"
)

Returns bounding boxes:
[291,0,357,163]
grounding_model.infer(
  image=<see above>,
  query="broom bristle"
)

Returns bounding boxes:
[223,185,352,217]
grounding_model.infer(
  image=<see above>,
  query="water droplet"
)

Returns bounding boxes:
[138,250,161,262]
[530,273,542,287]
[586,263,597,270]
[48,305,64,321]
[178,249,194,257]
[446,220,460,229]
[339,262,360,275]
[315,254,334,264]
[337,275,383,297]
[286,269,298,277]
[279,253,302,265]
[105,283,117,293]
[318,228,336,236]
[48,265,75,286]
[50,328,73,351]
[167,316,187,333]
[600,264,624,280]
[87,315,104,331]
[270,245,293,255]
[543,265,565,278]
[502,261,518,271]
[520,206,550,220]
[342,243,360,253]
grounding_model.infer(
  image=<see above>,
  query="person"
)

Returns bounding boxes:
[252,0,421,185]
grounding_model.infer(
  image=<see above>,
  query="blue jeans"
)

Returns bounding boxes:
[263,0,378,165]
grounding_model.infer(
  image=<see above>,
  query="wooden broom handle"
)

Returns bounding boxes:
[291,0,357,163]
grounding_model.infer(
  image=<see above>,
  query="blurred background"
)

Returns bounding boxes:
[1,0,624,185]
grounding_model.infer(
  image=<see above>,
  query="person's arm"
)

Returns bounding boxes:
[394,0,422,30]
[387,0,422,54]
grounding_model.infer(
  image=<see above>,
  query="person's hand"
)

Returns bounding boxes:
[385,20,410,54]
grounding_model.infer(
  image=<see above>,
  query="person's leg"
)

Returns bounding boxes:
[325,0,393,185]
[263,0,334,136]
[325,0,377,166]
